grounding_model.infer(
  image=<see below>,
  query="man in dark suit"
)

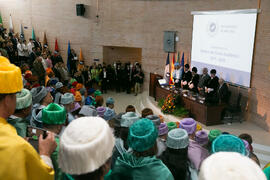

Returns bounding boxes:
[124,63,132,94]
[100,66,109,93]
[218,78,230,103]
[33,37,42,50]
[197,68,210,95]
[188,67,200,93]
[29,47,37,69]
[205,69,219,103]
[51,51,64,66]
[69,49,77,76]
[181,64,192,89]
[115,62,122,92]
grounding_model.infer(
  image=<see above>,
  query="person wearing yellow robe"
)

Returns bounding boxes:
[0,56,57,180]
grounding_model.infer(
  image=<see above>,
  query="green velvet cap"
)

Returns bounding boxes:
[42,103,66,125]
[128,118,158,152]
[167,122,177,131]
[208,129,222,142]
[94,90,102,97]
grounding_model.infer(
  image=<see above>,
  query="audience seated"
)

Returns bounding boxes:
[206,129,222,152]
[7,88,32,137]
[109,118,174,180]
[106,97,115,109]
[145,115,161,129]
[60,93,75,123]
[239,133,254,152]
[30,86,53,127]
[141,107,153,118]
[264,166,270,180]
[42,103,66,180]
[111,112,139,168]
[160,128,193,179]
[157,123,168,157]
[212,134,247,155]
[125,105,136,113]
[180,118,209,170]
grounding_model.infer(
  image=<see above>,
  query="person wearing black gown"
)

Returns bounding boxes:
[123,63,132,94]
[218,78,230,104]
[181,64,192,89]
[115,63,122,92]
[100,66,109,93]
[188,67,200,93]
[205,69,219,103]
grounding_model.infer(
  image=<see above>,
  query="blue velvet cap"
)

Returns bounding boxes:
[212,134,247,155]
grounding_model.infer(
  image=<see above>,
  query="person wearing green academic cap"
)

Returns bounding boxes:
[42,103,66,180]
[109,118,174,180]
[94,90,102,97]
[264,166,270,180]
[206,129,222,152]
[7,88,32,137]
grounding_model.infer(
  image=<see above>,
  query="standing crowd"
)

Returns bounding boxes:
[0,24,270,180]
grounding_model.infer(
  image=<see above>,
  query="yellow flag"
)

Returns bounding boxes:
[79,48,83,61]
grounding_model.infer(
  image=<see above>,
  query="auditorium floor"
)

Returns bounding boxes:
[103,90,270,166]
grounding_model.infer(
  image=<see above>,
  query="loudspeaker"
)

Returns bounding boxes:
[76,4,85,16]
[163,31,176,52]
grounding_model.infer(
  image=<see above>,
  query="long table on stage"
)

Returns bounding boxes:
[149,73,226,126]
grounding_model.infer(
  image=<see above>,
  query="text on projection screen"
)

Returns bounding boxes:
[191,13,257,87]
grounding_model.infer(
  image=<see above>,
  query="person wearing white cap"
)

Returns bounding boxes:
[30,86,53,128]
[54,82,64,104]
[61,93,75,123]
[58,117,115,179]
[199,152,267,180]
[78,105,97,117]
[160,128,197,180]
[109,118,173,180]
[7,88,32,137]
[106,97,115,109]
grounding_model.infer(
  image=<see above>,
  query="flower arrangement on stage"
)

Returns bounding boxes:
[159,94,189,117]
[161,94,176,114]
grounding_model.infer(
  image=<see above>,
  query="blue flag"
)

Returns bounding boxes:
[67,41,71,72]
[181,52,185,74]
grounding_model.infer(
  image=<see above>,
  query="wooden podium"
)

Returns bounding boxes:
[149,73,226,126]
[149,73,163,98]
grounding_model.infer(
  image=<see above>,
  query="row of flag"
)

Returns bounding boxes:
[164,52,191,85]
[1,13,84,73]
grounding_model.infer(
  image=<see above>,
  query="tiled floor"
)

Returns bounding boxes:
[102,90,270,167]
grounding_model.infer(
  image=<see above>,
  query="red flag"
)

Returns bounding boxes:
[43,32,47,47]
[169,53,175,85]
[55,38,59,52]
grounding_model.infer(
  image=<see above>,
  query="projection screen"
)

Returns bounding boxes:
[191,9,258,87]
